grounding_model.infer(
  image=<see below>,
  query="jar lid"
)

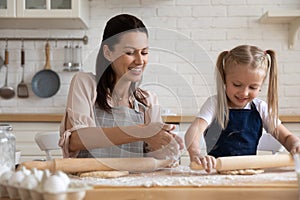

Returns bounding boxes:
[0,123,12,131]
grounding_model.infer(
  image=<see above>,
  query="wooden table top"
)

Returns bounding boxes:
[82,166,298,200]
[0,167,298,200]
[1,163,299,200]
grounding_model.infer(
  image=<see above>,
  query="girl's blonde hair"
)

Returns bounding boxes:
[215,45,278,134]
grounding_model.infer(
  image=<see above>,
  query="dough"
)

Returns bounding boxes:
[189,161,264,175]
[218,169,264,175]
[78,171,129,178]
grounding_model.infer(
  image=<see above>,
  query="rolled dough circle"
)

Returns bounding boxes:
[79,171,129,178]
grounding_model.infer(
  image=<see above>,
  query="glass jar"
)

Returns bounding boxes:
[63,44,73,71]
[0,124,15,171]
[71,45,82,71]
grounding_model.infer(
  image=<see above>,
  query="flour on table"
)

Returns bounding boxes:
[70,166,296,187]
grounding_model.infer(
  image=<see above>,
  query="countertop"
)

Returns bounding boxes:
[78,166,297,200]
[0,113,299,123]
[0,166,298,200]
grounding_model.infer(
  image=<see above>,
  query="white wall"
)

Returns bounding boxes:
[0,0,299,117]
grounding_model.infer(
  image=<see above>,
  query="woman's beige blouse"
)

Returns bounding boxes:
[59,72,162,158]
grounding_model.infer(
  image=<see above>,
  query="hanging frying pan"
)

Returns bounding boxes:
[32,42,60,98]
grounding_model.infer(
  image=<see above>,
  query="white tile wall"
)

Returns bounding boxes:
[0,1,299,116]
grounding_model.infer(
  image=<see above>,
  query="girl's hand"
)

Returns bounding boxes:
[191,153,216,173]
[289,142,300,154]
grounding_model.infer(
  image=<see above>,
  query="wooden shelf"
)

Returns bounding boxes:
[0,114,299,123]
[279,115,300,123]
[162,115,195,123]
[0,113,63,122]
[259,9,300,49]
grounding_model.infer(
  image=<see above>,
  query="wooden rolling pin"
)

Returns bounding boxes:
[20,157,173,173]
[190,154,294,171]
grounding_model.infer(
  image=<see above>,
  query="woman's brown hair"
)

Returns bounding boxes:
[95,14,149,112]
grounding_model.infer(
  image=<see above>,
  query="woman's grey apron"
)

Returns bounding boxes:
[77,100,145,158]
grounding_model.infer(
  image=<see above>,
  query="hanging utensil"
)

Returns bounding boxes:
[0,48,15,99]
[31,41,60,98]
[17,43,29,98]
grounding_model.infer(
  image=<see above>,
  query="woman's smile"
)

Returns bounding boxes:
[129,67,143,75]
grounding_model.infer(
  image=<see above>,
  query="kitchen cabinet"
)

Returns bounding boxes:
[260,9,300,49]
[0,0,16,17]
[0,0,89,29]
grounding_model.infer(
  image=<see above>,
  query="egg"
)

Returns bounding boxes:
[8,170,26,186]
[55,171,70,186]
[20,166,31,176]
[20,174,39,189]
[43,175,68,193]
[31,168,43,182]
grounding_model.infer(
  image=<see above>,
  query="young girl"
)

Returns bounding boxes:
[185,45,300,173]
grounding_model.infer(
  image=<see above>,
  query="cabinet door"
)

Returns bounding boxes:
[0,0,16,17]
[17,0,76,18]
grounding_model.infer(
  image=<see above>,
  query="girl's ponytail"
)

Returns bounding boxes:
[265,49,278,134]
[216,51,230,129]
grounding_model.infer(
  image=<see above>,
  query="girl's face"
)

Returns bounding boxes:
[104,31,149,83]
[225,64,266,108]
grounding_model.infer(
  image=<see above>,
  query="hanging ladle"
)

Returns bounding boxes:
[0,47,15,99]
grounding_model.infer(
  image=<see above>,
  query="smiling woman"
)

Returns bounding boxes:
[59,14,183,163]
[102,31,149,101]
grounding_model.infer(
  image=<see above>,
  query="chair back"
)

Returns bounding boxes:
[35,131,61,160]
[257,132,285,154]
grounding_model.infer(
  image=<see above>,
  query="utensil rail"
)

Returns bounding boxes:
[0,35,88,45]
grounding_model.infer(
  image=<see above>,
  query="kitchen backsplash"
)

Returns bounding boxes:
[0,0,300,116]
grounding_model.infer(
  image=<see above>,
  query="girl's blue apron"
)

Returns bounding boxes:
[205,102,263,158]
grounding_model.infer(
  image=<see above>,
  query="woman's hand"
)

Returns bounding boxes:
[190,153,216,173]
[144,123,184,160]
[143,123,178,151]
